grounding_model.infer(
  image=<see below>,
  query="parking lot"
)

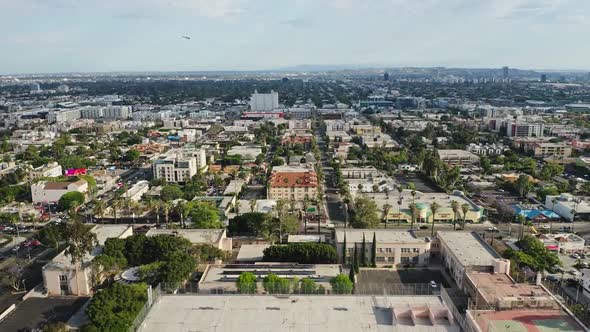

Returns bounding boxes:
[395,174,439,193]
[355,269,451,295]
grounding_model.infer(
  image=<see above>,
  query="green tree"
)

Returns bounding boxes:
[124,149,140,163]
[58,191,85,212]
[361,233,367,267]
[64,221,98,295]
[300,278,317,294]
[429,202,440,237]
[236,272,257,294]
[515,174,533,198]
[160,184,184,202]
[350,196,380,228]
[263,273,291,294]
[450,200,459,230]
[330,274,353,294]
[353,245,359,274]
[187,201,223,228]
[262,243,338,264]
[84,283,148,331]
[461,203,470,228]
[371,232,377,267]
[342,233,347,265]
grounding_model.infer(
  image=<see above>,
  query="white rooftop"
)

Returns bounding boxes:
[335,229,426,244]
[437,231,499,267]
[145,229,224,245]
[139,295,459,332]
[236,244,270,262]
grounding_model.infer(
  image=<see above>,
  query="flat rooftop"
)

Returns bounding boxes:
[469,309,585,332]
[466,272,551,306]
[335,229,426,244]
[236,244,270,262]
[145,228,224,245]
[200,263,342,284]
[437,231,499,267]
[140,295,460,332]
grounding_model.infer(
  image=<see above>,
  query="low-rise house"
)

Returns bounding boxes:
[437,149,480,166]
[31,179,88,204]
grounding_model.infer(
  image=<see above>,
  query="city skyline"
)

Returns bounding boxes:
[1,0,590,74]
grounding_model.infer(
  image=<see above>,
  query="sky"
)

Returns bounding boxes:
[1,0,589,74]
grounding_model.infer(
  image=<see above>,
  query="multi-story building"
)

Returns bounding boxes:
[47,109,81,123]
[466,143,510,156]
[335,229,431,266]
[288,120,311,130]
[153,152,197,183]
[268,166,318,202]
[530,142,572,159]
[324,119,348,132]
[27,162,63,182]
[506,121,544,137]
[437,149,480,166]
[31,179,88,204]
[249,90,279,111]
[545,193,590,222]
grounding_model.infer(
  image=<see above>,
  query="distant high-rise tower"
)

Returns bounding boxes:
[383,72,390,81]
[587,72,590,82]
[502,66,509,80]
[541,74,547,83]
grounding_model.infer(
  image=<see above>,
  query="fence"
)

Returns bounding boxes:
[440,286,475,332]
[541,278,590,328]
[128,284,162,332]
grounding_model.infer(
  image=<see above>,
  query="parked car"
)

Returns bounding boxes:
[430,281,438,289]
[546,275,560,282]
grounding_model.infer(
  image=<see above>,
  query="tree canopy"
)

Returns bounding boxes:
[58,191,85,211]
[84,283,148,331]
[350,196,380,228]
[263,243,338,264]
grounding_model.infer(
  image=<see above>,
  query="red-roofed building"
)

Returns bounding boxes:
[268,169,318,202]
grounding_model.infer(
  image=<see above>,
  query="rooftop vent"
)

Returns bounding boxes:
[266,307,281,311]
[334,307,349,311]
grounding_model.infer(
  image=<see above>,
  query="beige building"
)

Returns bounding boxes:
[367,190,484,225]
[437,149,480,166]
[335,230,431,266]
[42,225,133,296]
[145,228,232,251]
[531,142,572,159]
[268,166,318,202]
[153,151,198,183]
[27,162,63,182]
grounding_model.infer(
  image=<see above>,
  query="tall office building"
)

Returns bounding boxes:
[249,90,279,111]
[541,74,547,83]
[383,72,390,81]
[502,66,509,80]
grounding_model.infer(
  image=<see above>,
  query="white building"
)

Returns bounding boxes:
[466,143,510,156]
[121,180,149,201]
[153,152,198,183]
[47,109,81,123]
[227,145,262,161]
[42,225,133,296]
[31,179,88,204]
[249,90,279,111]
[545,193,590,222]
[27,162,63,182]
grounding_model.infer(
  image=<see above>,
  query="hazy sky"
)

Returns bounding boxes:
[1,0,589,73]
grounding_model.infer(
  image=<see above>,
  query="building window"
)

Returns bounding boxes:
[377,248,383,253]
[413,248,420,253]
[385,248,392,253]
[401,257,410,264]
[376,257,386,262]
[401,248,410,253]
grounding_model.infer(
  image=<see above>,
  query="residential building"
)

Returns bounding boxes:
[27,162,63,181]
[47,109,81,123]
[227,145,262,161]
[268,166,318,202]
[436,231,502,288]
[288,120,311,130]
[545,193,590,222]
[121,180,149,201]
[537,233,585,253]
[437,149,480,166]
[506,121,544,137]
[153,152,197,183]
[335,230,431,266]
[31,179,88,204]
[531,142,572,159]
[42,225,133,296]
[140,295,459,332]
[324,120,348,132]
[466,143,509,156]
[145,229,232,250]
[287,107,312,119]
[249,90,279,111]
[351,124,381,136]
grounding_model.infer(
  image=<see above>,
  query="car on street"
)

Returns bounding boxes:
[430,281,437,289]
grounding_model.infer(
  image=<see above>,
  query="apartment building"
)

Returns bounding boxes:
[466,143,510,156]
[47,109,81,123]
[153,152,197,183]
[268,166,318,202]
[335,230,431,266]
[437,149,480,166]
[506,121,544,137]
[531,142,572,159]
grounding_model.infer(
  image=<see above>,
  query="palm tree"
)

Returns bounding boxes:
[461,203,470,229]
[93,200,106,223]
[64,220,98,296]
[409,202,418,231]
[112,199,121,224]
[382,203,392,229]
[129,201,142,224]
[174,201,188,228]
[162,201,171,227]
[450,200,459,230]
[152,200,162,225]
[430,202,440,237]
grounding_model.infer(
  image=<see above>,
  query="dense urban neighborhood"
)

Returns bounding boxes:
[1,68,590,331]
